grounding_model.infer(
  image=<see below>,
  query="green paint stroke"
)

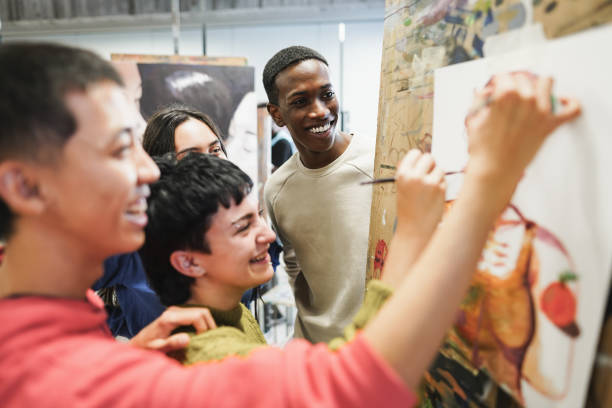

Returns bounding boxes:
[462,284,484,307]
[559,270,578,283]
[404,18,412,26]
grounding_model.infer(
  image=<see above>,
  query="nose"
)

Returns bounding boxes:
[135,143,160,185]
[256,223,277,245]
[308,98,329,119]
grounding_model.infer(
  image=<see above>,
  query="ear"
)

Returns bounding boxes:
[0,162,45,217]
[267,103,285,127]
[170,250,207,278]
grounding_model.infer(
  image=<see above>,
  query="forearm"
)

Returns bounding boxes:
[364,170,513,389]
[380,229,431,288]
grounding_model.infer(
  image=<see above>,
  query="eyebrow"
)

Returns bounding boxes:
[176,147,201,156]
[287,83,332,99]
[231,213,255,233]
[110,127,133,144]
[176,140,220,157]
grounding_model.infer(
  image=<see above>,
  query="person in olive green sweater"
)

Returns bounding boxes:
[140,151,445,363]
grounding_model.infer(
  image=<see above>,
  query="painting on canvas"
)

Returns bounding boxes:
[425,24,612,407]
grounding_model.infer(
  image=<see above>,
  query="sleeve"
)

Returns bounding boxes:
[111,334,417,408]
[264,183,302,282]
[328,280,393,350]
[279,244,301,283]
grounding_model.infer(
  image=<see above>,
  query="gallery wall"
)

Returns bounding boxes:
[4,20,383,139]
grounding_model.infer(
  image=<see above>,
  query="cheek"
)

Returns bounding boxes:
[329,101,339,114]
[89,164,137,206]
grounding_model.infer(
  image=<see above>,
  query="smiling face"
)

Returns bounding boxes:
[268,59,341,165]
[188,195,276,294]
[37,81,160,259]
[174,118,227,160]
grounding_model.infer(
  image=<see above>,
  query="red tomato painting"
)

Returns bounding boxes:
[540,274,578,328]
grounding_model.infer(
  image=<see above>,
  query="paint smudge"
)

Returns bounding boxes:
[450,45,471,64]
[373,240,389,279]
[484,7,495,25]
[472,34,484,58]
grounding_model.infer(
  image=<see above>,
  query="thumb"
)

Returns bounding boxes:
[553,97,581,127]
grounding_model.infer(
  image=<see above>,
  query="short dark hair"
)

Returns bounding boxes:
[140,152,253,306]
[142,104,227,158]
[0,42,122,240]
[263,46,328,105]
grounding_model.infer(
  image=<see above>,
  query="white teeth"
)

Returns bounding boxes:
[124,212,148,227]
[251,254,266,263]
[126,198,147,214]
[309,123,331,133]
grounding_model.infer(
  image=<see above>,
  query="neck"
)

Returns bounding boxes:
[0,221,104,299]
[298,131,352,169]
[186,279,246,311]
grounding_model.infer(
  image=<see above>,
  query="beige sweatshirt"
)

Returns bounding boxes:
[264,134,374,343]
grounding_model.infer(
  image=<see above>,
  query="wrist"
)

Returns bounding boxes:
[461,165,516,220]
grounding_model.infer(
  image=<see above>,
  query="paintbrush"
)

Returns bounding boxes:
[360,171,462,185]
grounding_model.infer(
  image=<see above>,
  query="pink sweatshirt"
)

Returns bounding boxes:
[0,290,416,407]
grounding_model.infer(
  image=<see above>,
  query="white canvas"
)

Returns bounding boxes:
[432,23,612,407]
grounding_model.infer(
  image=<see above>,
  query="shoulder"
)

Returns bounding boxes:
[343,134,375,177]
[183,326,265,363]
[264,156,299,203]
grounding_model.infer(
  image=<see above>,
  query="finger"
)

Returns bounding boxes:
[513,71,535,100]
[553,97,582,125]
[439,179,447,193]
[467,87,494,119]
[162,307,215,332]
[204,309,217,329]
[396,149,421,175]
[490,72,515,101]
[191,309,217,333]
[535,76,554,113]
[402,149,421,168]
[428,165,445,185]
[148,332,191,353]
[414,153,435,176]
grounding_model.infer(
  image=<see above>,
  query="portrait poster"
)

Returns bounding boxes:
[110,55,257,189]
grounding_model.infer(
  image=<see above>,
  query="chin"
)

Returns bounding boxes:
[255,265,275,284]
[119,232,146,253]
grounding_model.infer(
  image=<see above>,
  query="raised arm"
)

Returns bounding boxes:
[379,150,446,288]
[363,72,581,389]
